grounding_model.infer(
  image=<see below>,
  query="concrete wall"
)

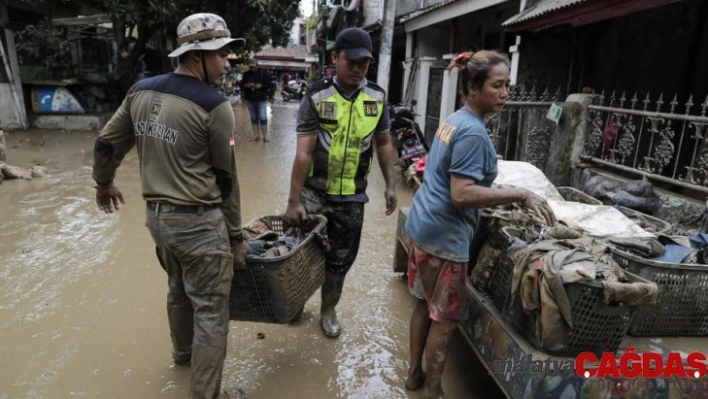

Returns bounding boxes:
[417,25,450,58]
[0,83,22,130]
[363,0,383,26]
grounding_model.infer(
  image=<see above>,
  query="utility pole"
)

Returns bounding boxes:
[376,0,396,98]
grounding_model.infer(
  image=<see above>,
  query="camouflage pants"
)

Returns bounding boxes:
[302,187,364,275]
[146,204,233,399]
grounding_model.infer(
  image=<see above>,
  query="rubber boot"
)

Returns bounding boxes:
[320,271,346,338]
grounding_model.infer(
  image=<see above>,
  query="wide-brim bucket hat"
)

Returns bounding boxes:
[168,13,245,58]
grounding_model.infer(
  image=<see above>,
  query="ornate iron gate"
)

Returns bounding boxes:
[581,91,708,194]
[487,87,563,170]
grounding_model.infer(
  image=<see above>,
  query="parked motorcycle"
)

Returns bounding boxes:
[389,103,427,172]
[282,80,307,102]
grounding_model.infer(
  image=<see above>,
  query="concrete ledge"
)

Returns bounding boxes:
[30,114,110,131]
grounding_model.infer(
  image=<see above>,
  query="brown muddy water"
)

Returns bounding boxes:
[0,100,501,399]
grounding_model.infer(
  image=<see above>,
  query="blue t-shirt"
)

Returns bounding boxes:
[405,108,498,262]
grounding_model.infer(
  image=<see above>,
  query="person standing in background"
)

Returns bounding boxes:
[240,58,271,142]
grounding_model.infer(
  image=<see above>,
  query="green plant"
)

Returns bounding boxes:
[14,20,75,78]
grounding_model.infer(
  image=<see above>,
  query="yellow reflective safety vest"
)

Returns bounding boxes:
[304,79,386,196]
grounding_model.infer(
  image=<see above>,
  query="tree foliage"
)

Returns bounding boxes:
[82,0,302,93]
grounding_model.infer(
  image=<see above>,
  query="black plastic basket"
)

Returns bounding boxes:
[495,227,644,357]
[616,206,672,235]
[611,247,708,336]
[488,226,521,312]
[229,215,327,324]
[510,273,643,357]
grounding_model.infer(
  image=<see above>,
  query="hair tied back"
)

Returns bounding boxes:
[447,51,473,70]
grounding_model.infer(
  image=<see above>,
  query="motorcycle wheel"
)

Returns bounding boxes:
[281,92,289,102]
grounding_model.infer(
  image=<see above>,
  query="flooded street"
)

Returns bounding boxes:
[0,99,500,399]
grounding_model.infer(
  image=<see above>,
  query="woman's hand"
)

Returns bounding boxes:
[517,188,557,226]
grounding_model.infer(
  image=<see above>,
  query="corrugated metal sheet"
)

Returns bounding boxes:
[502,0,589,26]
[399,0,460,24]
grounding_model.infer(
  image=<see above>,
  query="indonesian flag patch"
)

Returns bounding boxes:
[229,135,235,146]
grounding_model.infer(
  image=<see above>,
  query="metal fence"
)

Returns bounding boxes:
[487,86,564,170]
[580,91,708,194]
[424,61,447,147]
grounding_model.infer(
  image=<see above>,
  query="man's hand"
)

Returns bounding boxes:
[232,241,250,271]
[96,183,125,214]
[517,188,557,226]
[385,187,397,216]
[284,200,307,225]
[255,83,263,89]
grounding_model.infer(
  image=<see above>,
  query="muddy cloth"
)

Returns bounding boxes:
[607,236,665,258]
[653,234,708,264]
[602,281,658,306]
[470,202,571,293]
[509,237,655,352]
[246,239,296,259]
[243,214,329,260]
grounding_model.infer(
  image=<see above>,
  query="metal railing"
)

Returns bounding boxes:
[581,91,708,194]
[487,86,563,170]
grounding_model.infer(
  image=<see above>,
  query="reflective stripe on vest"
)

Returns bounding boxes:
[307,85,384,196]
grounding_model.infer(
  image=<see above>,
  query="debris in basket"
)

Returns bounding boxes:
[507,235,658,352]
[243,214,330,260]
[257,332,265,340]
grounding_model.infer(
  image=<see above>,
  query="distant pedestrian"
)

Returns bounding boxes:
[240,58,271,142]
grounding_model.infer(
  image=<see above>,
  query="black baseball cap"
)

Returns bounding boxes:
[334,27,373,60]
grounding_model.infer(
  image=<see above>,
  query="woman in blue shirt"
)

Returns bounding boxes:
[404,50,556,398]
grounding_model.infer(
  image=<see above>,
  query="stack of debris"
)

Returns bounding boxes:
[0,130,47,184]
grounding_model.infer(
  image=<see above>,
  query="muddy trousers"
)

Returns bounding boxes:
[301,187,365,275]
[146,205,234,399]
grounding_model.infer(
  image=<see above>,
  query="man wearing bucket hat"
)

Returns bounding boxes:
[92,12,249,399]
[284,27,397,338]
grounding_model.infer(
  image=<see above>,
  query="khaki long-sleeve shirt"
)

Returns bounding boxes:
[92,73,243,239]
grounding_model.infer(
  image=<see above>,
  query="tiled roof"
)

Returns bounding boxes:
[503,0,589,26]
[255,45,310,61]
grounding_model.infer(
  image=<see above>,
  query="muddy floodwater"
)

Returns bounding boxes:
[0,100,501,399]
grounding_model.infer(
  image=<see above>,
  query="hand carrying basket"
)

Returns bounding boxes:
[229,215,327,324]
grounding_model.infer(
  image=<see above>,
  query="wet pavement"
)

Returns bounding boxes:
[0,99,502,399]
